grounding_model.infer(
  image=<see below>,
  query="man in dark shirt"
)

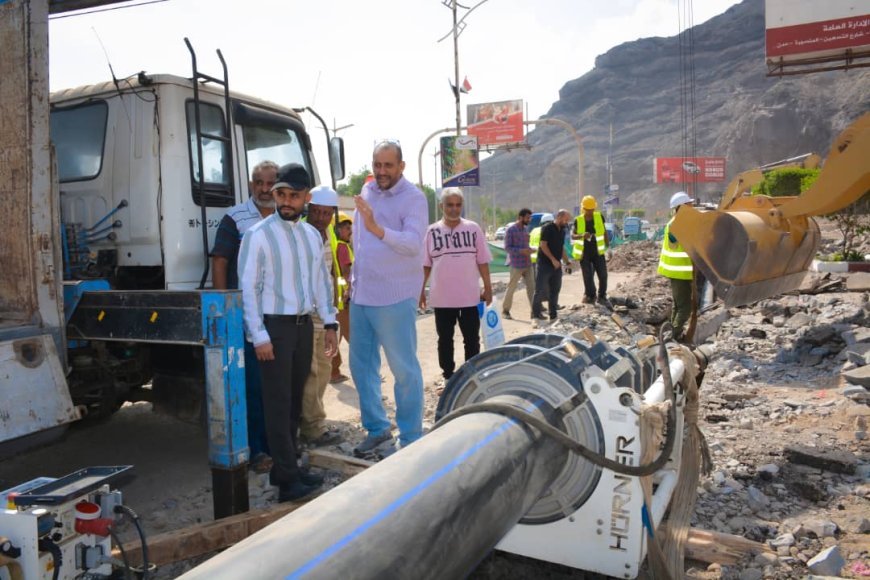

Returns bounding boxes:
[210,160,277,474]
[531,209,573,321]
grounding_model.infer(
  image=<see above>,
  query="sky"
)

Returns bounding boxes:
[48,0,741,189]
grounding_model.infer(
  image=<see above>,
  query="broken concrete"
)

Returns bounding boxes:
[784,445,858,475]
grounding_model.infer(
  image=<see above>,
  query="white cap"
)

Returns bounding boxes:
[669,191,693,209]
[309,185,338,207]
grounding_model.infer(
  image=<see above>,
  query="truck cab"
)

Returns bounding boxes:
[44,73,344,423]
[52,73,334,290]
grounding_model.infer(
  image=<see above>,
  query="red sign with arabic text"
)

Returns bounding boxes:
[766,13,870,58]
[654,157,726,184]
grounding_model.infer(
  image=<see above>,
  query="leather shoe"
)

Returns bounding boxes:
[278,480,319,503]
[501,311,512,320]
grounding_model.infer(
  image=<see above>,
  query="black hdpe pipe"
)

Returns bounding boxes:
[179,395,569,580]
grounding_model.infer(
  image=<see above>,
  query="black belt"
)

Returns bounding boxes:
[264,313,311,325]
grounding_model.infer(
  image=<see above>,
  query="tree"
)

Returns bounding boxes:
[421,184,438,223]
[751,168,819,198]
[336,167,370,196]
[828,192,870,261]
[628,208,646,218]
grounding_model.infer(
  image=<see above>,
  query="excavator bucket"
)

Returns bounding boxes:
[671,112,870,308]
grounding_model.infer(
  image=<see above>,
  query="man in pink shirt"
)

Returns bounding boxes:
[420,188,493,380]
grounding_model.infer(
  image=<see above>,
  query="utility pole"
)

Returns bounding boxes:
[452,0,461,135]
[439,0,490,136]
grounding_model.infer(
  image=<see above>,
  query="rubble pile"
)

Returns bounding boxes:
[478,254,870,578]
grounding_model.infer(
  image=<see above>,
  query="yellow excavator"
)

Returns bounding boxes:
[671,111,870,307]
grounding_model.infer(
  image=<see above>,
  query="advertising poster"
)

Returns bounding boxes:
[467,100,524,146]
[654,157,726,184]
[441,135,480,187]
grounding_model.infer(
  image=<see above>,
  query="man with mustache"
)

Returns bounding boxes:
[211,160,277,474]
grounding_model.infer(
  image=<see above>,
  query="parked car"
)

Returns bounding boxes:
[495,226,507,240]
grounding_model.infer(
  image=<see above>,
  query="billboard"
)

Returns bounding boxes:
[440,135,480,187]
[467,100,524,146]
[765,0,870,73]
[654,157,726,184]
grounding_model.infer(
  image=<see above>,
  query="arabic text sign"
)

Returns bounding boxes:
[441,135,480,187]
[467,100,524,146]
[766,1,870,59]
[654,157,726,184]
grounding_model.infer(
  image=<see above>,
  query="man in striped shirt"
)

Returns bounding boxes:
[238,163,338,503]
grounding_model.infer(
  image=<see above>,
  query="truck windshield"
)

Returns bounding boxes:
[50,101,108,182]
[243,123,308,178]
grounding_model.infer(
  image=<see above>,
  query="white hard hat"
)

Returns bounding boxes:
[669,191,693,209]
[540,212,555,224]
[309,185,338,207]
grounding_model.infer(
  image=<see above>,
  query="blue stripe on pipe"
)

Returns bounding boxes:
[287,401,542,579]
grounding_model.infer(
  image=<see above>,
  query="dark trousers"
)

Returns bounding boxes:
[581,253,608,299]
[434,306,481,379]
[531,261,563,319]
[243,340,269,458]
[670,278,693,340]
[260,315,314,485]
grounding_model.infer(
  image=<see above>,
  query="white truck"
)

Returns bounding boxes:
[2,65,344,448]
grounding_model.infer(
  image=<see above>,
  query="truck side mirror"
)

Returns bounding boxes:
[329,137,345,184]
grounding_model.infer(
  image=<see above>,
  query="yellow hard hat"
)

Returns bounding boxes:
[581,195,597,210]
[331,211,354,225]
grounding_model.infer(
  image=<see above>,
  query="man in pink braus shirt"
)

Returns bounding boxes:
[420,188,493,380]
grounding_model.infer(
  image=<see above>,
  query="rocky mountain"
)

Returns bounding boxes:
[476,0,870,223]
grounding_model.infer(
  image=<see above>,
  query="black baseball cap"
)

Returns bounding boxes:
[272,163,311,191]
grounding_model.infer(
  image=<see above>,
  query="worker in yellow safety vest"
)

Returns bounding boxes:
[528,214,554,264]
[658,191,695,342]
[300,185,344,446]
[572,195,610,307]
[329,214,353,383]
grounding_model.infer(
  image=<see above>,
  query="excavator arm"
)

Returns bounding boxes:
[671,112,870,307]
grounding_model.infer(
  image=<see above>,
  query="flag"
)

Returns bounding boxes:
[448,76,472,97]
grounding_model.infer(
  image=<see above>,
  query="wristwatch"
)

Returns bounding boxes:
[324,323,339,331]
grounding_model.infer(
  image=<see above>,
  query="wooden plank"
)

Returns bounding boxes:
[309,449,374,476]
[113,500,307,566]
[114,451,372,566]
[669,527,774,565]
